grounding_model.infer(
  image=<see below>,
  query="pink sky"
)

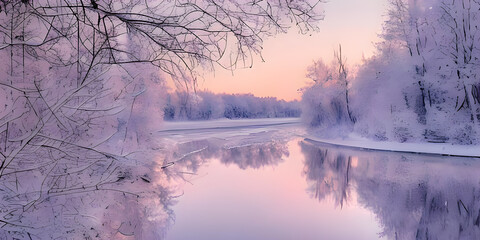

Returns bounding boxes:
[197,0,387,101]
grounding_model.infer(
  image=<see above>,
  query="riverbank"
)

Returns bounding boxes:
[303,133,480,158]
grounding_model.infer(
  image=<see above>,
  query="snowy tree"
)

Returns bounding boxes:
[334,45,355,123]
[435,0,480,137]
[379,0,480,142]
[306,59,333,84]
[0,0,323,238]
[196,91,225,119]
[301,47,354,135]
[302,0,480,144]
[162,91,301,120]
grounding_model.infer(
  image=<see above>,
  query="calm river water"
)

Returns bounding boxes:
[162,136,480,240]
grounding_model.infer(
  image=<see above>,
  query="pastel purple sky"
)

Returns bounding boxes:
[198,0,387,101]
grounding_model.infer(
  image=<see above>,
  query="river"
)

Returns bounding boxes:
[159,122,480,240]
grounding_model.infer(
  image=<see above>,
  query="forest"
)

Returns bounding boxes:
[302,0,480,144]
[163,91,301,120]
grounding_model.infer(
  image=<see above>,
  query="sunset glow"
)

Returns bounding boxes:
[199,0,387,101]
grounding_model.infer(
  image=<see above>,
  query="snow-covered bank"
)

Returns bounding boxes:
[159,118,479,158]
[303,133,480,158]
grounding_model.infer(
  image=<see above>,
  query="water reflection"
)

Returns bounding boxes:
[158,138,290,239]
[17,134,479,239]
[300,139,480,239]
[0,136,289,239]
[301,142,351,208]
[161,138,288,177]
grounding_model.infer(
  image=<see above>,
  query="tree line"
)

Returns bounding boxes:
[164,91,301,120]
[302,0,480,144]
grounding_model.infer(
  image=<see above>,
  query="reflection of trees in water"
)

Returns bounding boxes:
[161,139,288,178]
[300,141,351,208]
[220,142,288,169]
[1,138,288,239]
[300,140,480,239]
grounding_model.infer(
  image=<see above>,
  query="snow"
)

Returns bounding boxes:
[301,0,480,145]
[3,117,478,239]
[161,118,300,131]
[303,133,480,158]
[157,118,303,141]
[163,92,301,121]
[161,118,479,157]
